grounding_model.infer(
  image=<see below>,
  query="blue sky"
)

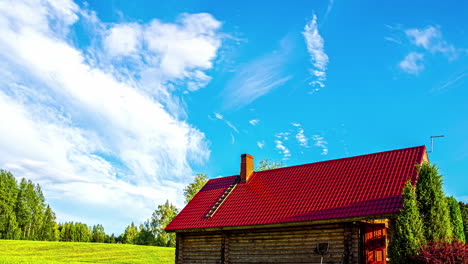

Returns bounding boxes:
[0,0,467,234]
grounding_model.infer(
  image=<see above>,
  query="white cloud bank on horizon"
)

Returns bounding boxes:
[303,14,329,93]
[0,0,223,233]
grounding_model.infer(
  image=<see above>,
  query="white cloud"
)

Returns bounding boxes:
[274,132,291,160]
[257,140,265,149]
[249,119,260,126]
[0,0,222,233]
[222,38,292,110]
[214,113,224,120]
[405,26,455,56]
[296,128,308,147]
[397,25,458,75]
[399,52,424,74]
[225,120,239,133]
[274,140,291,160]
[311,135,328,155]
[303,14,329,92]
[104,23,142,57]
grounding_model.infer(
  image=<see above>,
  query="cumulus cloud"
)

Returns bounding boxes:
[399,52,425,74]
[405,26,455,56]
[0,0,222,233]
[303,14,329,92]
[397,25,458,75]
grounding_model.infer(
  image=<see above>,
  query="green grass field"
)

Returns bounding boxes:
[0,240,175,264]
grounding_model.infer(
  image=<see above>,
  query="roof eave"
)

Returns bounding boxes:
[165,213,397,233]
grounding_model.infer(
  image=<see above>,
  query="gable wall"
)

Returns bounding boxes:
[176,223,361,264]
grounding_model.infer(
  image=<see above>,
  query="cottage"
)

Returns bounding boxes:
[166,146,428,264]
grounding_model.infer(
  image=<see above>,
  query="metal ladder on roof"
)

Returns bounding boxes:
[205,176,240,218]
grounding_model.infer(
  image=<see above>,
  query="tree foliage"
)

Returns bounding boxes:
[415,162,452,241]
[460,202,468,242]
[183,173,208,204]
[151,200,179,247]
[446,197,466,242]
[389,180,425,264]
[123,222,139,244]
[257,159,284,171]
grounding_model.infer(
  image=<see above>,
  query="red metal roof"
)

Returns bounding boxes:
[166,146,426,231]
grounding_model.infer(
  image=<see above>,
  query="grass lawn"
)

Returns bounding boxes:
[0,240,175,264]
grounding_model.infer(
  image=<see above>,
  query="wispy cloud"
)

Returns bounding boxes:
[274,140,291,160]
[257,140,265,149]
[225,120,239,133]
[274,132,291,160]
[0,0,223,233]
[249,119,260,126]
[296,128,308,147]
[311,135,329,155]
[303,14,329,92]
[432,72,468,93]
[399,52,425,75]
[214,113,224,120]
[223,38,292,110]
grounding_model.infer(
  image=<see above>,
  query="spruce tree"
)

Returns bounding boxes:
[0,170,20,239]
[446,196,466,242]
[389,180,425,263]
[459,202,468,241]
[415,162,452,241]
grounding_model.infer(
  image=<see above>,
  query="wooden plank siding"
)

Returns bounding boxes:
[176,223,361,264]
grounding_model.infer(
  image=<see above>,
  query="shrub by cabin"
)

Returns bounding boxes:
[166,146,428,264]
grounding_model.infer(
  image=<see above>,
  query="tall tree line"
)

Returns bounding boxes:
[0,170,53,240]
[0,170,116,243]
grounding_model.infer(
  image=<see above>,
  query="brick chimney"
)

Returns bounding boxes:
[240,154,254,182]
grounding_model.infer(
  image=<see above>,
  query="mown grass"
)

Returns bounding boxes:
[0,240,175,264]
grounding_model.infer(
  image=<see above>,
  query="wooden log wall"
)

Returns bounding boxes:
[176,223,361,264]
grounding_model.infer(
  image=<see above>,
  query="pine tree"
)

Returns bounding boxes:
[389,180,425,263]
[0,170,20,239]
[15,179,32,239]
[446,197,466,242]
[415,162,452,241]
[40,205,57,241]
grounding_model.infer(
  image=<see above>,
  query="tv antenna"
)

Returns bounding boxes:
[428,135,444,153]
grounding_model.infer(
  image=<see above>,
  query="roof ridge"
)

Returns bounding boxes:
[254,145,426,174]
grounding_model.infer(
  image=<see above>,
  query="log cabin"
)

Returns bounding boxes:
[166,146,428,264]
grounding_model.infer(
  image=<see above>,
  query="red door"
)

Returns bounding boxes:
[364,224,387,264]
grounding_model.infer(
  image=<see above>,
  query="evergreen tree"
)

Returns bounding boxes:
[389,180,425,264]
[15,179,33,239]
[151,200,179,247]
[135,221,155,246]
[459,202,468,241]
[123,222,139,244]
[446,197,466,242]
[39,205,57,241]
[415,162,452,241]
[183,174,208,204]
[0,170,20,239]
